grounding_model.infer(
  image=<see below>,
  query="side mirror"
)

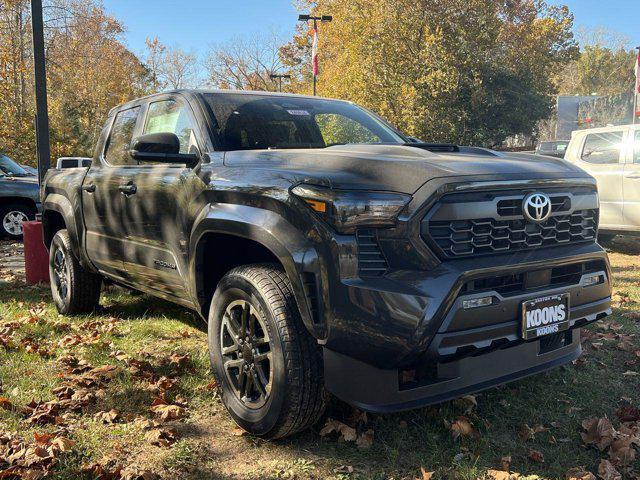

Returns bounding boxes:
[129,132,199,167]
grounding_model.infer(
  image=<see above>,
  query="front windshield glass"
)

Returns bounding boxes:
[203,93,405,151]
[0,155,30,176]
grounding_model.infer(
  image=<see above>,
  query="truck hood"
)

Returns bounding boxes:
[223,144,588,194]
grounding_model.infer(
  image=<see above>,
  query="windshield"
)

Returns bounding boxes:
[203,93,405,151]
[0,155,30,176]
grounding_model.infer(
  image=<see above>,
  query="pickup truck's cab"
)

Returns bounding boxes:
[42,90,612,439]
[564,124,640,235]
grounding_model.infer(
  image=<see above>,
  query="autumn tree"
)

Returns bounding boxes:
[557,27,636,97]
[0,0,150,165]
[282,0,578,147]
[144,37,199,91]
[204,32,288,91]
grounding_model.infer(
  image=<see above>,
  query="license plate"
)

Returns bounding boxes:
[521,293,570,340]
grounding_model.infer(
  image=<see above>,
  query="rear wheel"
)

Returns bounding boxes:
[208,264,325,439]
[49,229,102,314]
[0,203,35,240]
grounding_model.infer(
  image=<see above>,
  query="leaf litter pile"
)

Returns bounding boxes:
[0,306,197,479]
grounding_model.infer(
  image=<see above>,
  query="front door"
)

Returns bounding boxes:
[622,128,640,229]
[118,97,205,301]
[82,106,141,280]
[574,129,626,230]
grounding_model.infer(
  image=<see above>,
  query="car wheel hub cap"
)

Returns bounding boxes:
[3,211,28,235]
[220,299,272,409]
[52,248,69,300]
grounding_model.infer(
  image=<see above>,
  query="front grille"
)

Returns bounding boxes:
[460,260,606,297]
[422,188,599,259]
[356,229,388,276]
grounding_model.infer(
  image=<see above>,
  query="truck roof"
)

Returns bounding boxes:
[108,89,350,117]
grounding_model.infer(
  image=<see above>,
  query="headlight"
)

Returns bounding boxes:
[291,184,411,234]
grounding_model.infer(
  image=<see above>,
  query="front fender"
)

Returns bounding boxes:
[189,203,324,339]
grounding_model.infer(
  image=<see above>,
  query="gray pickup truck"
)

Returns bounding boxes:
[0,155,40,239]
[42,90,612,439]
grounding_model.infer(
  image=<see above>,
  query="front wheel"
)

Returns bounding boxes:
[208,264,325,439]
[49,229,102,315]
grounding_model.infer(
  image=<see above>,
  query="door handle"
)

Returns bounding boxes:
[82,183,96,193]
[118,183,137,196]
[626,173,640,179]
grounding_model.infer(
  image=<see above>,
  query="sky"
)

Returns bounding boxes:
[102,0,640,58]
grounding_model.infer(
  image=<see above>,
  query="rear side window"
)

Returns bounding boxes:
[104,107,140,166]
[580,132,623,164]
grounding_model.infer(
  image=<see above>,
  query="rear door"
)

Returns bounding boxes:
[573,130,626,230]
[622,128,640,229]
[117,96,206,301]
[82,106,141,280]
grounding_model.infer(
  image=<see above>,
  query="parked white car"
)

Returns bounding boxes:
[564,124,640,236]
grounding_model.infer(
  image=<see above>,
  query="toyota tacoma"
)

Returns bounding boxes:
[41,90,612,439]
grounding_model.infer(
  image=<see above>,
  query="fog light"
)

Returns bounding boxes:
[583,274,603,287]
[462,296,493,310]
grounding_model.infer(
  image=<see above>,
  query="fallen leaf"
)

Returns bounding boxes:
[356,429,374,449]
[597,459,621,480]
[420,467,434,480]
[50,437,75,453]
[450,416,478,439]
[95,409,119,424]
[150,404,185,421]
[581,417,616,451]
[608,436,636,466]
[565,466,596,480]
[319,418,357,442]
[528,450,544,463]
[144,428,177,447]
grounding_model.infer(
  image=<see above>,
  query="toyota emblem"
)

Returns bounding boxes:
[523,193,552,223]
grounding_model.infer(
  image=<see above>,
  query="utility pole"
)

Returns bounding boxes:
[298,14,332,96]
[634,46,640,125]
[31,0,51,191]
[269,73,292,92]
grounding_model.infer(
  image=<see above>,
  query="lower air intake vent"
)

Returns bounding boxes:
[356,229,388,276]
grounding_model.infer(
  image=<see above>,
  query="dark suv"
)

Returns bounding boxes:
[42,90,612,439]
[0,155,40,239]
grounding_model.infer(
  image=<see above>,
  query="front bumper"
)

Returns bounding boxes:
[324,328,585,413]
[322,242,611,412]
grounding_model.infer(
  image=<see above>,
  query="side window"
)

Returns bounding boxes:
[634,130,640,163]
[580,132,623,165]
[104,107,140,166]
[315,113,381,146]
[144,100,197,154]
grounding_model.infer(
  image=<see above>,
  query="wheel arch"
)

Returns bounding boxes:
[0,196,38,212]
[190,204,324,340]
[41,194,96,271]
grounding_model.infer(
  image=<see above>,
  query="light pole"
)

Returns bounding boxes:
[30,0,51,190]
[269,73,292,92]
[298,14,332,96]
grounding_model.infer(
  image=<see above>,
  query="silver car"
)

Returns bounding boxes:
[564,124,640,236]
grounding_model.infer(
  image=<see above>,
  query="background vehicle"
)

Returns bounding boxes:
[0,154,40,239]
[535,140,569,158]
[41,90,611,439]
[564,124,640,237]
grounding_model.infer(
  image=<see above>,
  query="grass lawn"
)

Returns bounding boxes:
[0,238,639,480]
